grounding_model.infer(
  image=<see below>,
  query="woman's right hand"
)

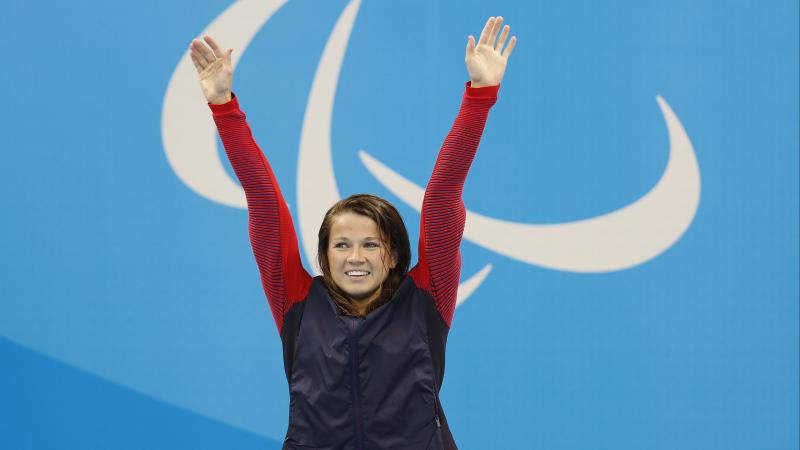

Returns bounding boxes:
[189,35,233,105]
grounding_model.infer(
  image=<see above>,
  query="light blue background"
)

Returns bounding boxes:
[1,1,797,449]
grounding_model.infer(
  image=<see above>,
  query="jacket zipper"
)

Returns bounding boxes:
[430,359,443,445]
[349,317,365,449]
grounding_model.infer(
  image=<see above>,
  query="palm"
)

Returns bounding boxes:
[465,17,517,88]
[198,59,231,100]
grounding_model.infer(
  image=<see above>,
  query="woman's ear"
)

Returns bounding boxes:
[389,250,398,269]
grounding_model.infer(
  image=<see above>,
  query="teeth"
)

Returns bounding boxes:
[346,271,369,276]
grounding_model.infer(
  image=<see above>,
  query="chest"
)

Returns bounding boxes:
[289,278,434,376]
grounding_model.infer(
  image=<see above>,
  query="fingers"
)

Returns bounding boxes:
[478,17,494,46]
[478,16,514,54]
[495,24,510,52]
[189,35,234,76]
[189,50,205,73]
[466,35,475,58]
[190,37,217,66]
[203,35,226,59]
[477,17,517,59]
[495,23,516,59]
[488,16,503,46]
[502,36,517,59]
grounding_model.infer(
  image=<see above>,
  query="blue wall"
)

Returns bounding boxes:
[1,1,797,448]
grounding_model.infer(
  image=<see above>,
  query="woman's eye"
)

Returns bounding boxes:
[365,242,379,248]
[333,242,347,248]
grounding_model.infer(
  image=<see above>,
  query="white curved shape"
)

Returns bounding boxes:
[456,264,493,306]
[359,95,701,272]
[296,0,361,272]
[162,0,288,208]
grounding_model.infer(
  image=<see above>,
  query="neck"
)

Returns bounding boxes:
[350,289,382,317]
[352,301,368,317]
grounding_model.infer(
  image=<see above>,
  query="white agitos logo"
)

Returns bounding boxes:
[162,0,701,304]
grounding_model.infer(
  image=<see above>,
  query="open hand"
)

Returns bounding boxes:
[466,17,517,88]
[189,35,233,104]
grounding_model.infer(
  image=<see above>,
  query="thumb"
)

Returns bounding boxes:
[465,35,475,58]
[225,48,233,61]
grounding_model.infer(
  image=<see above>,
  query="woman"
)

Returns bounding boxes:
[190,16,516,450]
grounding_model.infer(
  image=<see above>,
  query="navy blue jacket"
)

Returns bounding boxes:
[281,276,453,449]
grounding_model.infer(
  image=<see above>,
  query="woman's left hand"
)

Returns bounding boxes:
[466,16,517,88]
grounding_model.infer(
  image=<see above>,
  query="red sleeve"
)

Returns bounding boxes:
[209,94,312,334]
[409,82,499,327]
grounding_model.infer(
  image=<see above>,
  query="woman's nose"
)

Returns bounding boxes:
[347,247,365,263]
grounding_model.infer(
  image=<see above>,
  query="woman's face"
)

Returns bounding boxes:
[327,212,397,305]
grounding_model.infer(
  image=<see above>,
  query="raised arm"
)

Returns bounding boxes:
[409,17,516,327]
[190,36,312,334]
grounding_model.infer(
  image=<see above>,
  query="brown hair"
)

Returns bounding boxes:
[317,194,411,317]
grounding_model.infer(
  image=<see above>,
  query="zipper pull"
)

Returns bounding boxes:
[434,415,441,428]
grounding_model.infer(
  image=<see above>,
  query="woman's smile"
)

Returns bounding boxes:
[345,270,370,279]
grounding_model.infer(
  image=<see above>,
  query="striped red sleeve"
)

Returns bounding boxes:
[209,94,312,334]
[409,82,499,327]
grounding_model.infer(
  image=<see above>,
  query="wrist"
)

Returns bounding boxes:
[467,80,499,89]
[208,92,232,105]
[469,80,498,88]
